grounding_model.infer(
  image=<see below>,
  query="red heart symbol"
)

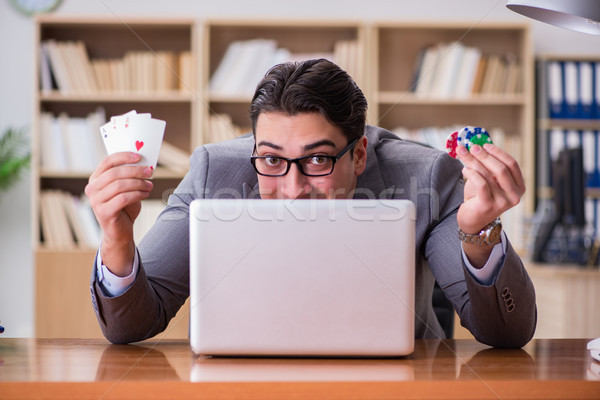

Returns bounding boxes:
[135,141,144,151]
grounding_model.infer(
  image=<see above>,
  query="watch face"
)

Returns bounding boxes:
[9,0,62,15]
[486,220,502,244]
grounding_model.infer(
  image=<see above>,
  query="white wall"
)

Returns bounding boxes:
[0,0,598,337]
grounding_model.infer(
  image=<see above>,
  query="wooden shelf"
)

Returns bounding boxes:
[40,91,195,103]
[538,118,600,131]
[40,167,186,180]
[376,92,527,105]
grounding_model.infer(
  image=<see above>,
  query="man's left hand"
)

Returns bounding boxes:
[456,143,526,236]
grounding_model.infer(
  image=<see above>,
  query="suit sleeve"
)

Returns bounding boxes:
[424,153,537,348]
[89,147,209,344]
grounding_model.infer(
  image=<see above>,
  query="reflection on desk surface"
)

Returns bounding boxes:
[0,338,598,383]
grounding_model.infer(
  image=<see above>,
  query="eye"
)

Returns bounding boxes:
[264,157,282,166]
[308,155,327,165]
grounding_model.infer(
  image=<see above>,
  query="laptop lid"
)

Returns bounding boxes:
[189,199,416,357]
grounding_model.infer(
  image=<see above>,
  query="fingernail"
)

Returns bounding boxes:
[471,145,481,154]
[131,152,141,161]
[143,167,153,176]
[483,143,493,151]
[457,146,468,156]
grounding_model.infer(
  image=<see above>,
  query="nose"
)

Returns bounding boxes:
[280,163,311,199]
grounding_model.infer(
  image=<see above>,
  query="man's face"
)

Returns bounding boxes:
[254,112,367,199]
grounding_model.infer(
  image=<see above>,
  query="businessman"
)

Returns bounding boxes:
[86,58,536,347]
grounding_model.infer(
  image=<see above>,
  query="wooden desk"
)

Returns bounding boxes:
[0,339,598,399]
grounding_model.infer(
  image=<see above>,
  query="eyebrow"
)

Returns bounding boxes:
[256,139,337,153]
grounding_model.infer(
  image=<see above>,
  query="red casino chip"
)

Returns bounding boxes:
[445,131,459,158]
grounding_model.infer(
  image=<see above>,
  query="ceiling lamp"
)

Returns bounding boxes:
[506,0,600,35]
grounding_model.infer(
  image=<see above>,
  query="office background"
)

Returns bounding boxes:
[0,0,598,338]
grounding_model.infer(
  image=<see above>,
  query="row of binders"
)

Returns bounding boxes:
[410,41,522,98]
[40,40,193,95]
[542,60,600,120]
[39,190,166,249]
[546,129,600,188]
[39,108,190,174]
[209,38,362,98]
[537,129,600,243]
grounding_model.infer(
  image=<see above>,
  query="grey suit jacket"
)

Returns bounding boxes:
[90,126,537,347]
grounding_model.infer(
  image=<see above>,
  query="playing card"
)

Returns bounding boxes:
[101,110,138,155]
[100,110,166,170]
[123,116,166,170]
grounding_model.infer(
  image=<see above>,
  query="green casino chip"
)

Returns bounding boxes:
[468,133,493,149]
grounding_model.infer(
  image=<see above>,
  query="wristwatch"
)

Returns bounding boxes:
[458,218,502,246]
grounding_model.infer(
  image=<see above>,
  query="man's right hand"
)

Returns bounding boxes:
[85,152,154,277]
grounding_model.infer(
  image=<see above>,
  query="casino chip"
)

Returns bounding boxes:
[446,126,493,159]
[445,131,458,158]
[468,131,493,148]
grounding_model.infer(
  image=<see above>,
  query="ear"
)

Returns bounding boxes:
[353,136,368,176]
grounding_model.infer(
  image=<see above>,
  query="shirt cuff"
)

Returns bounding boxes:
[96,246,138,297]
[461,231,507,286]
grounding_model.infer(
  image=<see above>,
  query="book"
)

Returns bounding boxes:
[480,54,500,95]
[43,40,73,94]
[40,109,106,173]
[563,61,579,118]
[414,43,443,97]
[39,112,68,171]
[430,41,465,98]
[60,190,89,249]
[471,56,488,95]
[39,45,54,93]
[39,190,58,248]
[579,62,594,119]
[454,46,481,98]
[595,62,600,119]
[547,61,564,118]
[158,141,190,173]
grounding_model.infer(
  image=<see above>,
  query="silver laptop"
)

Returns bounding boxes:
[189,199,416,357]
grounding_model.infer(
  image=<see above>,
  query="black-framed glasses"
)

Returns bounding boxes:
[251,137,360,177]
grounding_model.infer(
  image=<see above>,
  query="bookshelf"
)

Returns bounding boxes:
[32,18,541,338]
[33,17,199,337]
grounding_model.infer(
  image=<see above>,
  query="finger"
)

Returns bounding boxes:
[91,163,153,193]
[459,145,522,200]
[482,143,526,192]
[462,167,494,206]
[92,186,152,225]
[103,190,151,222]
[458,145,495,182]
[93,177,153,207]
[89,152,142,180]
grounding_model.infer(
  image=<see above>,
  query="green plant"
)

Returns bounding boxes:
[0,127,30,192]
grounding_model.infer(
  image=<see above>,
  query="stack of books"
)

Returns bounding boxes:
[39,190,166,249]
[209,39,362,98]
[40,40,193,94]
[410,42,522,98]
[39,190,102,249]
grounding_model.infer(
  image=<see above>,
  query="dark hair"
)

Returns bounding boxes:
[249,58,367,143]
